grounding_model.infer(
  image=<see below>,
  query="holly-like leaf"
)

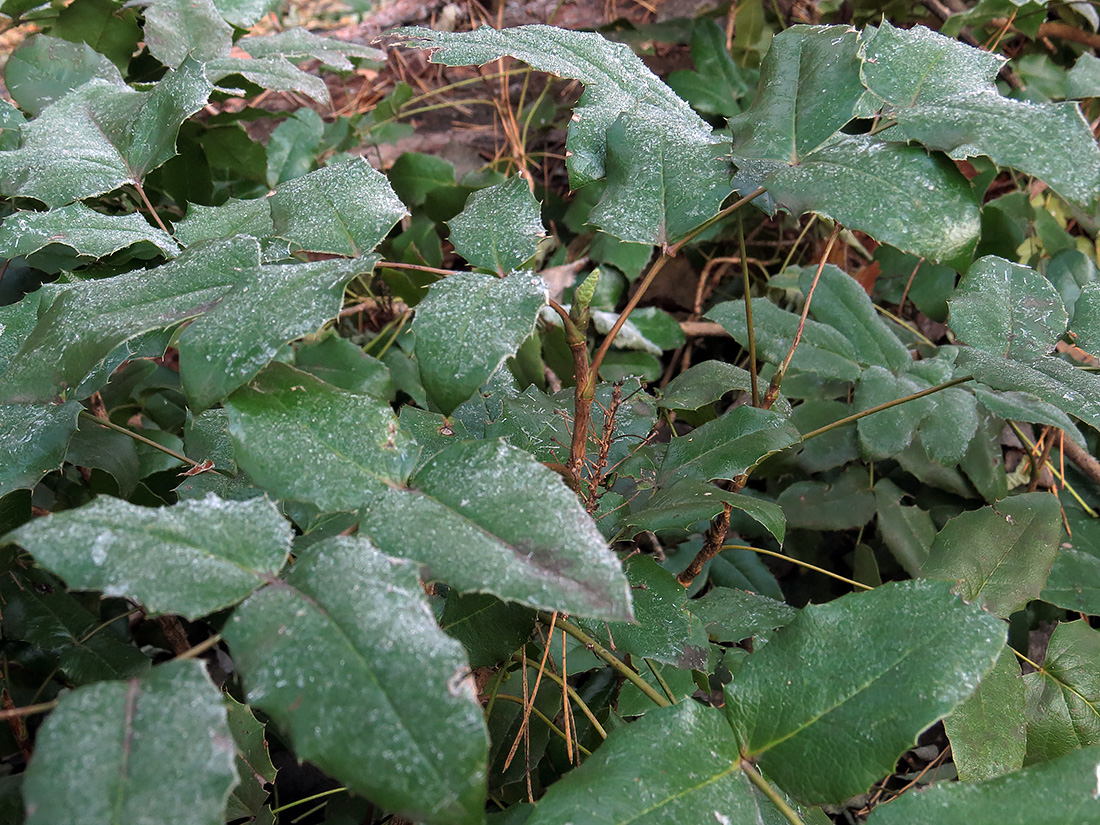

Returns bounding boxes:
[0,402,81,496]
[178,256,376,410]
[854,366,936,460]
[413,271,548,414]
[1023,620,1100,764]
[22,660,238,825]
[0,203,179,261]
[765,135,981,270]
[448,176,545,274]
[726,580,1004,804]
[777,468,876,531]
[0,237,258,404]
[868,745,1100,825]
[688,586,797,644]
[0,59,214,206]
[874,478,935,576]
[922,493,1062,618]
[658,405,801,485]
[625,478,786,544]
[360,440,633,621]
[269,158,408,256]
[659,360,755,411]
[142,0,232,68]
[395,25,730,245]
[10,493,290,618]
[174,197,273,246]
[944,645,1026,781]
[224,536,488,825]
[207,56,329,105]
[862,22,1100,211]
[225,363,417,513]
[4,34,124,116]
[224,696,277,825]
[238,28,385,71]
[949,256,1068,360]
[526,702,762,825]
[1068,282,1100,354]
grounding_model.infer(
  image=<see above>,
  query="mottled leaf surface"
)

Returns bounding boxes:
[360,440,633,621]
[448,176,544,273]
[10,494,291,618]
[239,28,384,71]
[0,203,179,261]
[224,537,488,825]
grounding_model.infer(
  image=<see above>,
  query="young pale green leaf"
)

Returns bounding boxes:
[0,569,150,684]
[0,59,214,206]
[626,478,785,544]
[9,494,291,619]
[959,348,1100,433]
[239,28,384,71]
[659,360,755,410]
[5,34,124,116]
[360,440,633,621]
[269,158,408,256]
[0,203,179,261]
[0,401,81,497]
[224,536,488,825]
[395,25,729,245]
[525,702,762,825]
[224,696,278,825]
[577,555,709,669]
[0,237,257,403]
[178,256,375,410]
[658,405,801,486]
[448,176,545,273]
[944,645,1026,781]
[766,135,981,270]
[1023,620,1100,764]
[797,264,911,372]
[854,366,935,460]
[922,493,1062,618]
[226,363,417,512]
[207,56,329,105]
[413,271,547,414]
[868,745,1100,825]
[23,660,237,825]
[726,579,1004,804]
[729,26,863,187]
[949,257,1067,360]
[862,23,1100,211]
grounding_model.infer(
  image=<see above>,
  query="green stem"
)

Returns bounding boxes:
[77,411,227,475]
[740,759,806,825]
[739,215,759,406]
[269,787,348,816]
[550,616,671,709]
[800,375,974,442]
[514,655,608,739]
[644,658,678,704]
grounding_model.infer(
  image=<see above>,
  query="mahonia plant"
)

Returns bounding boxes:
[0,0,1099,823]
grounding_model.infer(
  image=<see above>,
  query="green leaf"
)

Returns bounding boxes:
[1043,549,1100,616]
[526,702,761,825]
[659,360,755,410]
[225,363,417,512]
[862,22,1100,211]
[665,17,751,117]
[726,579,1004,804]
[707,298,862,381]
[263,108,323,185]
[625,478,786,544]
[224,536,488,825]
[0,237,257,403]
[1070,282,1100,354]
[224,696,277,825]
[688,586,797,643]
[49,0,142,72]
[921,493,1062,618]
[448,176,545,274]
[360,440,633,621]
[294,334,394,399]
[944,645,1026,781]
[23,660,237,825]
[269,158,408,256]
[9,494,291,619]
[173,197,273,246]
[970,385,1084,446]
[210,0,277,27]
[658,405,801,485]
[0,402,81,496]
[387,151,456,207]
[949,256,1067,360]
[0,203,179,261]
[577,555,709,669]
[178,256,374,410]
[1023,620,1100,764]
[1067,52,1100,99]
[0,569,150,684]
[4,34,123,116]
[0,59,214,206]
[798,264,910,372]
[868,745,1100,824]
[873,478,934,576]
[208,56,329,106]
[143,0,232,67]
[777,468,876,531]
[853,366,935,460]
[395,25,730,245]
[440,591,535,669]
[239,28,385,71]
[766,135,981,270]
[413,271,547,414]
[729,26,864,179]
[919,385,980,464]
